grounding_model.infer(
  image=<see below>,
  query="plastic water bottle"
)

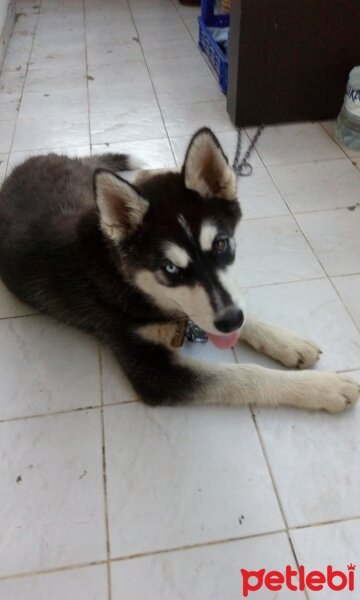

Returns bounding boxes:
[335,66,360,151]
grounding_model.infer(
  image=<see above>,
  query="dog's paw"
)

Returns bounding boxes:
[265,330,322,369]
[298,372,360,413]
[280,335,321,369]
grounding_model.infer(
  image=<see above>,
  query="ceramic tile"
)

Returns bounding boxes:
[0,410,106,576]
[101,347,137,405]
[0,68,26,94]
[111,532,306,600]
[1,34,33,71]
[90,106,166,145]
[29,44,86,70]
[36,12,84,32]
[105,402,284,557]
[148,55,211,79]
[87,39,144,67]
[0,279,35,319]
[269,159,360,214]
[247,122,345,166]
[0,154,8,183]
[85,8,132,26]
[86,17,137,37]
[235,280,360,372]
[32,26,85,48]
[19,88,88,119]
[297,208,360,277]
[12,11,38,36]
[92,137,175,170]
[321,119,360,159]
[87,66,154,113]
[237,166,290,220]
[162,100,234,138]
[136,21,191,43]
[12,115,90,152]
[170,130,262,168]
[0,315,101,420]
[25,65,87,93]
[291,520,360,599]
[132,10,180,27]
[0,92,21,120]
[86,61,149,90]
[154,74,223,107]
[254,374,360,528]
[88,81,155,113]
[0,564,108,600]
[235,215,324,287]
[140,36,199,64]
[332,274,360,329]
[0,119,16,153]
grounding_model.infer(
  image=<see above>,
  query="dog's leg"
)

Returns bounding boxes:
[240,316,322,369]
[111,327,359,413]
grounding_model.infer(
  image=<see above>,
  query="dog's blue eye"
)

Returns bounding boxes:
[164,261,179,275]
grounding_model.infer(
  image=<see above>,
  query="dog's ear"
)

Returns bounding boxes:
[94,170,149,242]
[182,128,237,200]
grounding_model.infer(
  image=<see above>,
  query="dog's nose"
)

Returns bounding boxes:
[214,308,244,333]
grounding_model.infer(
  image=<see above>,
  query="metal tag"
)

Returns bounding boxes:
[171,318,188,348]
[185,320,208,343]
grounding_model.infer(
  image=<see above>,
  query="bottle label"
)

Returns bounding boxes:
[345,83,360,114]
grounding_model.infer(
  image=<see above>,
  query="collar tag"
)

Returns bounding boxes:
[171,318,187,348]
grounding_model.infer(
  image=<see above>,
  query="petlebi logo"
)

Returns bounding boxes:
[240,563,356,597]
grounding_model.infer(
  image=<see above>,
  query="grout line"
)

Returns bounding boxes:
[108,529,286,563]
[0,404,102,424]
[248,406,294,543]
[98,344,113,600]
[262,154,351,169]
[82,0,92,152]
[4,0,42,171]
[319,121,353,160]
[0,529,286,582]
[287,210,360,337]
[0,312,38,321]
[290,515,360,531]
[2,513,360,583]
[0,399,139,425]
[124,1,177,166]
[327,277,360,337]
[171,0,218,82]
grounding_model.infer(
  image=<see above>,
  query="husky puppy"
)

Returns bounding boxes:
[0,128,358,412]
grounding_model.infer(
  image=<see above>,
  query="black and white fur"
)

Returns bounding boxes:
[0,128,358,412]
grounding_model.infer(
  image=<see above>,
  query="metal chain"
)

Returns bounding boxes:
[232,124,264,177]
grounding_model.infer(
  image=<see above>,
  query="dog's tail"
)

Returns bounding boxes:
[83,153,144,172]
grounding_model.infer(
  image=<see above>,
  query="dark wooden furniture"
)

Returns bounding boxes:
[227,0,360,127]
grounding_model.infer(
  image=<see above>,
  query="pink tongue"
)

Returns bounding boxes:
[207,331,240,350]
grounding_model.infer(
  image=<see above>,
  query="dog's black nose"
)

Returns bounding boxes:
[214,308,244,333]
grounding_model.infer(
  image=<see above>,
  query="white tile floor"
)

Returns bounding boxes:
[0,1,360,598]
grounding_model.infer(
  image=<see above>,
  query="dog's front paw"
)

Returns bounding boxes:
[305,372,360,413]
[281,335,321,369]
[266,330,321,369]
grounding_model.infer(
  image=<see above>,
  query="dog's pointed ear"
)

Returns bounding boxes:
[182,128,237,200]
[94,170,149,242]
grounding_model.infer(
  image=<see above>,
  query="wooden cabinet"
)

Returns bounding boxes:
[227,0,360,126]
